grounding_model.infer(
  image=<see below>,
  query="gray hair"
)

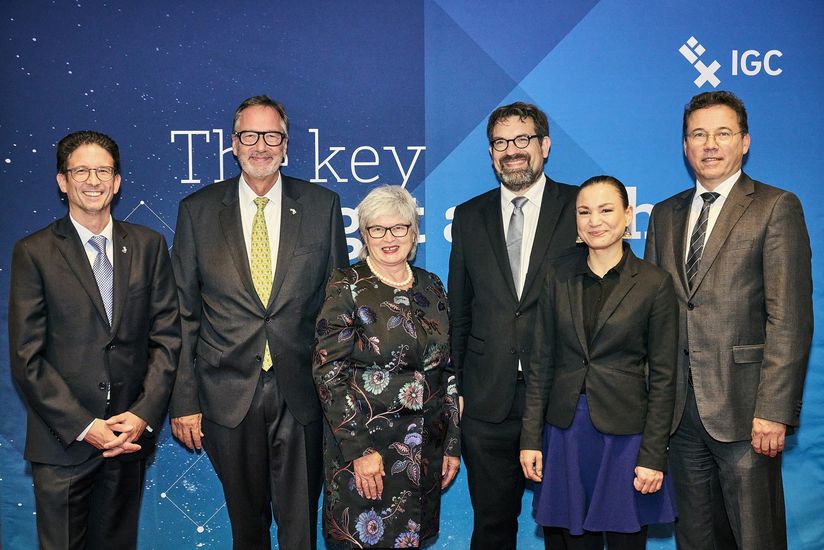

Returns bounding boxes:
[357,185,419,261]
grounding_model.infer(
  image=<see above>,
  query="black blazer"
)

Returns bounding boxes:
[9,217,181,466]
[520,249,678,471]
[448,177,579,422]
[169,175,348,428]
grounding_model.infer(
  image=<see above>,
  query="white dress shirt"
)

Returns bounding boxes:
[684,170,740,263]
[500,174,546,298]
[239,173,283,278]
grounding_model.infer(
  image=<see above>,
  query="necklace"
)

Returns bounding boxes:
[366,256,413,288]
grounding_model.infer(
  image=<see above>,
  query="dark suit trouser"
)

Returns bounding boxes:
[31,454,147,550]
[461,379,526,550]
[202,369,322,550]
[670,386,786,550]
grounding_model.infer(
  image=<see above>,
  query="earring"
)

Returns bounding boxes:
[623,227,631,239]
[575,235,584,244]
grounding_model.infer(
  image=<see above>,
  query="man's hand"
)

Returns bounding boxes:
[751,417,787,458]
[520,450,543,482]
[83,418,141,458]
[633,466,663,494]
[106,411,148,443]
[353,452,385,500]
[171,413,204,451]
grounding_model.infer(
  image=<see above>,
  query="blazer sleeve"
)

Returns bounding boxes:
[755,191,813,426]
[447,207,471,394]
[127,234,181,430]
[169,199,202,418]
[636,272,678,471]
[520,269,557,451]
[327,192,350,272]
[312,269,374,462]
[9,240,95,445]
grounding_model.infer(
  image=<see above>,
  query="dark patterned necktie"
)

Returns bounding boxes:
[89,235,113,325]
[685,192,720,289]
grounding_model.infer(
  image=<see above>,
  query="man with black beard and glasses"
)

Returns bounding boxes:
[448,102,580,549]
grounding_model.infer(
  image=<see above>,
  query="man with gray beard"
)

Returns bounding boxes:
[448,102,580,549]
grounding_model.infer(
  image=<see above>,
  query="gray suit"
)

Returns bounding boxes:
[645,172,813,549]
[170,175,348,549]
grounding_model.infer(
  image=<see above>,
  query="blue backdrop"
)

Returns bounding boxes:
[1,1,821,548]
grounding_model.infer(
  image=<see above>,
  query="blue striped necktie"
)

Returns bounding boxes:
[89,235,113,325]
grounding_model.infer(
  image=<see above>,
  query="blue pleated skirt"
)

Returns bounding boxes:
[532,394,677,535]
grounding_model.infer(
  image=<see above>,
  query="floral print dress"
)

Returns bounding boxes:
[313,262,460,548]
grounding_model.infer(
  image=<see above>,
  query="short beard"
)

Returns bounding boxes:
[494,157,540,193]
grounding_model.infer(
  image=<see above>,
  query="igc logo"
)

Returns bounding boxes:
[679,36,783,88]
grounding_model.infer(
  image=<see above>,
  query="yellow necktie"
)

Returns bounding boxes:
[252,197,273,371]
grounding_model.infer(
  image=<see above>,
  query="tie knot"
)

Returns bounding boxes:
[89,235,107,254]
[512,196,528,210]
[700,192,720,204]
[254,197,269,211]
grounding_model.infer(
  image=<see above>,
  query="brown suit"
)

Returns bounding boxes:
[645,173,813,549]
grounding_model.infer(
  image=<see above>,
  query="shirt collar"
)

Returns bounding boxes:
[239,172,282,205]
[500,173,546,209]
[70,214,114,245]
[695,170,740,201]
[577,243,630,278]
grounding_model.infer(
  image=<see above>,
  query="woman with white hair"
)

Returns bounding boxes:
[313,185,460,548]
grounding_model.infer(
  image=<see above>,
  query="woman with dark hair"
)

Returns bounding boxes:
[313,185,460,548]
[520,176,678,549]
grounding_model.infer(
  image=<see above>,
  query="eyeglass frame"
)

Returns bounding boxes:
[233,130,288,147]
[365,224,412,239]
[685,129,745,145]
[489,134,542,152]
[65,166,117,182]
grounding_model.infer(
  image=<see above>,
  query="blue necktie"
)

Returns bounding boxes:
[89,235,113,325]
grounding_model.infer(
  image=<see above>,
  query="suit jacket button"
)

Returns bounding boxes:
[514,311,521,318]
[582,359,589,365]
[98,382,107,391]
[683,349,689,356]
[255,355,262,362]
[509,347,517,354]
[265,316,271,323]
[687,302,695,310]
[107,344,116,351]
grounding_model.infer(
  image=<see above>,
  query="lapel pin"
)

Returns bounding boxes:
[121,246,127,253]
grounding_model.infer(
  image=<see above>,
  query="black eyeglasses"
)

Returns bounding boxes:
[490,134,541,152]
[65,166,116,182]
[366,224,411,238]
[233,130,287,147]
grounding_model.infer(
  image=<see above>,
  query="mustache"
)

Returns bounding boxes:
[500,153,529,164]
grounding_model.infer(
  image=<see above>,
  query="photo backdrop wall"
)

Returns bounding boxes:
[2,1,822,548]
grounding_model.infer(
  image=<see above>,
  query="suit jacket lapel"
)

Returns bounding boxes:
[591,250,639,344]
[218,179,262,309]
[521,178,562,304]
[110,222,132,334]
[567,272,589,356]
[53,216,110,328]
[689,174,753,294]
[270,177,301,307]
[482,190,518,300]
[671,189,693,294]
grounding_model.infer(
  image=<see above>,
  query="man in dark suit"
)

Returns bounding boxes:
[645,91,813,550]
[9,130,181,549]
[448,102,579,549]
[169,95,348,549]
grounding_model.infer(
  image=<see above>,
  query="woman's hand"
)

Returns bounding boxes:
[353,451,385,500]
[520,450,543,482]
[441,456,460,489]
[633,466,663,494]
